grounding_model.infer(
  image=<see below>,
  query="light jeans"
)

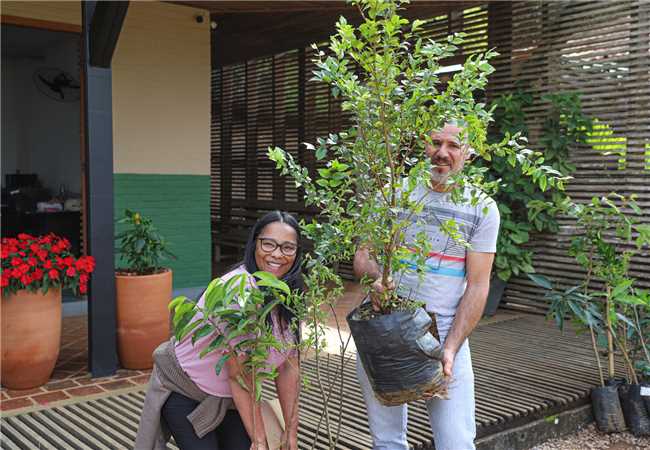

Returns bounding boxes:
[356,314,476,450]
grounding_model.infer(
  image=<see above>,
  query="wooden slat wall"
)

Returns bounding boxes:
[487,1,650,313]
[211,5,490,267]
[211,50,310,258]
[211,2,650,304]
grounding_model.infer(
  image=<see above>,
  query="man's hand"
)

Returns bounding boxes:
[441,346,456,378]
[369,277,395,311]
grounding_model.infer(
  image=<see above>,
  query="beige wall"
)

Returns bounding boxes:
[112,2,210,175]
[1,1,80,26]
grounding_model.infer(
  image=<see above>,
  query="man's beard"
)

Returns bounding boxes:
[430,168,450,188]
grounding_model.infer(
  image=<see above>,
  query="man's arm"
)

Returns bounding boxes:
[441,251,494,376]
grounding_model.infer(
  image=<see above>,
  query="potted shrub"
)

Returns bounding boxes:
[269,0,564,406]
[1,233,95,389]
[115,209,175,369]
[481,90,591,315]
[616,285,650,437]
[530,193,650,434]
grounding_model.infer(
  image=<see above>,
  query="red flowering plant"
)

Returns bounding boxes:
[1,233,96,297]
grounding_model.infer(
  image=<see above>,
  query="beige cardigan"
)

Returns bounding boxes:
[134,340,233,450]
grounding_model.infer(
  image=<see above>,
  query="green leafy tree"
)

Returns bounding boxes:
[480,90,591,281]
[269,0,567,313]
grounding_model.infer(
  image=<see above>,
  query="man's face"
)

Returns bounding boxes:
[425,123,469,186]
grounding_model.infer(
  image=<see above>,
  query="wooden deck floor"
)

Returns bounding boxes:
[1,312,620,449]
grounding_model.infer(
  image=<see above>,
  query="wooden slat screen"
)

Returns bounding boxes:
[209,2,650,302]
[211,5,490,271]
[487,1,650,313]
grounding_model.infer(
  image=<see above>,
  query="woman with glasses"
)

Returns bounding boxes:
[136,211,302,450]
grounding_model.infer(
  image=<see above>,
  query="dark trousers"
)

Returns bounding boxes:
[161,392,251,450]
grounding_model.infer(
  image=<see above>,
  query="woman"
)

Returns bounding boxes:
[136,211,302,450]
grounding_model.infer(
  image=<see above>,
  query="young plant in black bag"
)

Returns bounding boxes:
[270,0,566,406]
[531,193,650,435]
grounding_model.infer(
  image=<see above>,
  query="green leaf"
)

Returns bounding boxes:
[225,328,248,343]
[191,324,214,345]
[177,319,202,342]
[168,295,186,311]
[258,298,281,322]
[200,335,226,358]
[528,273,553,290]
[172,302,196,327]
[617,295,646,306]
[611,279,633,298]
[255,378,263,402]
[214,353,232,375]
[539,176,547,191]
[253,271,290,295]
[411,19,427,32]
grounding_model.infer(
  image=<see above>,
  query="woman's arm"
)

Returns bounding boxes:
[225,353,268,449]
[275,356,300,450]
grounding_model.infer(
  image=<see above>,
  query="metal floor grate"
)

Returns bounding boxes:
[1,314,619,449]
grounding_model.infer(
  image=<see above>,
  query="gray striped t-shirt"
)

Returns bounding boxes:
[394,184,500,317]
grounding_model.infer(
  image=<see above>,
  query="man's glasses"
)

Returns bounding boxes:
[257,238,298,256]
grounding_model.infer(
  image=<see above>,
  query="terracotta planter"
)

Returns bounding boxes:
[116,269,172,369]
[1,288,62,389]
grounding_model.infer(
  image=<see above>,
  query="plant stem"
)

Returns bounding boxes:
[328,304,353,448]
[633,306,650,365]
[589,324,605,387]
[606,287,615,379]
[310,306,333,449]
[583,248,604,385]
[605,319,639,384]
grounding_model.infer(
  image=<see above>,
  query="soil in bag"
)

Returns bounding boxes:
[619,383,650,436]
[347,302,448,406]
[591,385,626,433]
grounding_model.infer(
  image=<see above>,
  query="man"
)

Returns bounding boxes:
[353,122,500,450]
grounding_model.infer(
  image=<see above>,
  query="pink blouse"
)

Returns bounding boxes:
[175,266,297,397]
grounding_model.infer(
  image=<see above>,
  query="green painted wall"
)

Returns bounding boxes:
[113,174,211,289]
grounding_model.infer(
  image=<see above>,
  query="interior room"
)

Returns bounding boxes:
[1,24,83,256]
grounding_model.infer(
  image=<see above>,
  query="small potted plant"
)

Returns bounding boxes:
[1,233,95,389]
[115,209,175,369]
[530,193,650,434]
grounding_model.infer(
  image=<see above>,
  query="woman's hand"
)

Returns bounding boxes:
[250,440,269,450]
[280,431,298,450]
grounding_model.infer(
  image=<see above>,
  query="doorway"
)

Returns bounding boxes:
[1,23,86,312]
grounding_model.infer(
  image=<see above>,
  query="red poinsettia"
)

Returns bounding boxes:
[1,233,95,297]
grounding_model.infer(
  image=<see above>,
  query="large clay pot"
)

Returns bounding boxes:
[1,288,62,389]
[116,269,172,369]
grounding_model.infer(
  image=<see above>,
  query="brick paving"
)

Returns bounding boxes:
[0,315,151,414]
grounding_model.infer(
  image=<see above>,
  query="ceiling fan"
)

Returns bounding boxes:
[33,68,80,102]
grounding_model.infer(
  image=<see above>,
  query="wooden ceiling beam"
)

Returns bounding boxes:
[168,1,484,66]
[211,2,481,67]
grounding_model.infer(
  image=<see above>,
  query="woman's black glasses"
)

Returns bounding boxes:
[257,238,298,256]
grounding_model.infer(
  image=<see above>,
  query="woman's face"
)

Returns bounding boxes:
[254,221,298,278]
